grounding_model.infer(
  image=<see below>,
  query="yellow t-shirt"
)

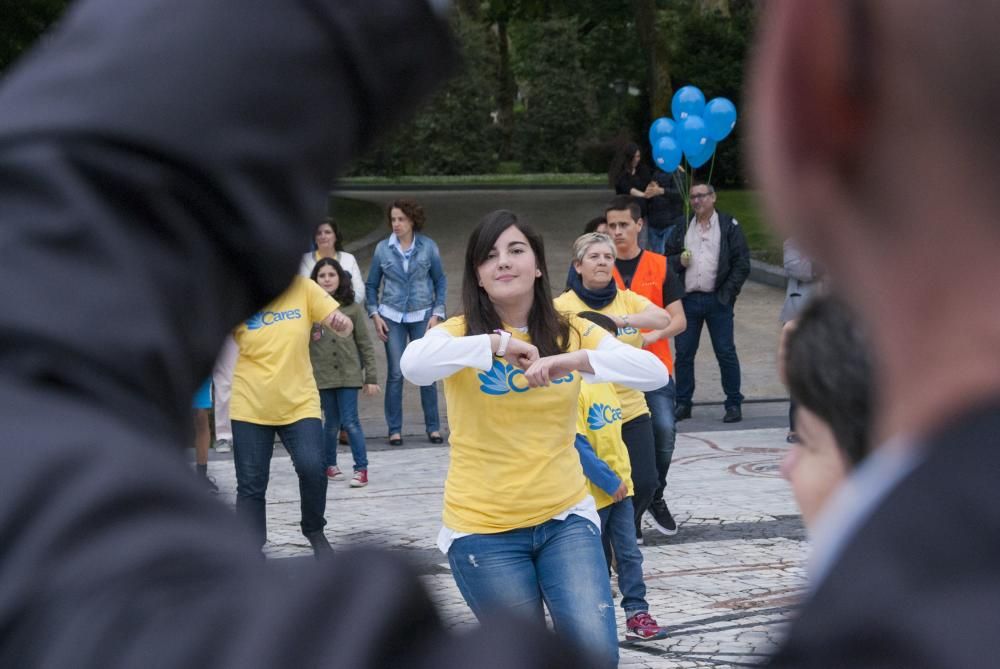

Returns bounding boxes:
[230,276,339,425]
[577,380,634,510]
[553,289,653,422]
[439,314,608,533]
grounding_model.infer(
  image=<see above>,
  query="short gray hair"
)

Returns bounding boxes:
[572,232,616,264]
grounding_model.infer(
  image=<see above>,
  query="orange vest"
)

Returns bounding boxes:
[613,251,674,376]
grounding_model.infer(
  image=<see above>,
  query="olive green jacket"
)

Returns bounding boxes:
[309,302,377,388]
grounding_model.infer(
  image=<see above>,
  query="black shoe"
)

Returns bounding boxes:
[723,406,742,423]
[648,499,678,536]
[197,471,220,494]
[427,432,444,444]
[306,531,334,559]
[388,435,403,446]
[674,404,692,421]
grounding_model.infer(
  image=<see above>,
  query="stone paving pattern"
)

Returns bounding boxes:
[208,425,808,668]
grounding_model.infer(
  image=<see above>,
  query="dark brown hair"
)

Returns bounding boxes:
[604,194,642,222]
[785,294,873,466]
[461,210,571,357]
[315,218,344,252]
[386,198,426,232]
[583,216,607,233]
[310,257,355,306]
[608,141,641,188]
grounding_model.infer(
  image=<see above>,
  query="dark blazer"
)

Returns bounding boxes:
[665,210,751,305]
[768,399,1000,668]
[0,1,587,667]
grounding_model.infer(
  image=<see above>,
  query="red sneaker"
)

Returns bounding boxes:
[625,612,668,641]
[350,470,368,488]
[325,466,345,481]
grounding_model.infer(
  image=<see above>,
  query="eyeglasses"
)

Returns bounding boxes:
[690,192,713,201]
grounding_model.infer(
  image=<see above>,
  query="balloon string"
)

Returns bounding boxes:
[673,168,688,225]
[707,150,717,188]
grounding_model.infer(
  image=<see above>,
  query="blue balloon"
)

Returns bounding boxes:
[648,117,675,146]
[686,139,717,168]
[671,85,706,121]
[678,115,708,157]
[704,97,737,141]
[652,136,682,173]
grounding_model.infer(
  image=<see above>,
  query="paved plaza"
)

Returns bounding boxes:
[206,189,809,666]
[207,423,808,668]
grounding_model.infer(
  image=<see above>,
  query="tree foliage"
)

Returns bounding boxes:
[1,0,71,74]
[510,20,592,172]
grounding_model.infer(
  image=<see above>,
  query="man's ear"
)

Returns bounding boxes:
[768,0,872,174]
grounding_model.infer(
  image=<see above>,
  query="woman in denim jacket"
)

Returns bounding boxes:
[365,198,447,445]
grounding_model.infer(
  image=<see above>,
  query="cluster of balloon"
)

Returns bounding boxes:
[648,86,737,172]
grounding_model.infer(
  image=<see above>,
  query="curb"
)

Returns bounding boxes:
[343,223,386,257]
[749,258,787,289]
[335,184,607,192]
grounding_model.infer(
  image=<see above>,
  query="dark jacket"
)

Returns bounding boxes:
[665,210,751,305]
[768,400,1000,668]
[645,169,685,230]
[0,0,589,667]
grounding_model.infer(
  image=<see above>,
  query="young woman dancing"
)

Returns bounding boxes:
[401,211,668,667]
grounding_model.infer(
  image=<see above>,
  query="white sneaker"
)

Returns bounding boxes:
[214,438,232,453]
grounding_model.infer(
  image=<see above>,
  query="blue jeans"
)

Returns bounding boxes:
[598,497,648,618]
[319,387,368,471]
[448,514,618,668]
[644,378,677,501]
[384,317,440,435]
[231,418,327,546]
[674,291,744,409]
[643,224,675,255]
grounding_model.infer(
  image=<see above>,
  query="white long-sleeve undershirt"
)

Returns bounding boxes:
[401,326,668,390]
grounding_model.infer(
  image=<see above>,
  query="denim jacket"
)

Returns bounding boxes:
[365,233,447,317]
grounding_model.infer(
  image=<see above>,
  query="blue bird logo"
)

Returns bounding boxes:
[588,403,610,430]
[587,403,623,430]
[245,312,264,330]
[478,360,514,395]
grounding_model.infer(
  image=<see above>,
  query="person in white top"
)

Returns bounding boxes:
[298,218,365,299]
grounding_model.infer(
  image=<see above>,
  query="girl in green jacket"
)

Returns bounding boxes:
[310,258,380,487]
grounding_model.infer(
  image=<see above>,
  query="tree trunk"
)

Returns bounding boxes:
[633,0,657,125]
[495,18,516,161]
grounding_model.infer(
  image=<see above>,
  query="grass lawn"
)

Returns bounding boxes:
[329,196,384,244]
[340,173,607,187]
[716,189,782,265]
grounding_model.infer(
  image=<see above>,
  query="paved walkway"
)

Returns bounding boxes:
[208,190,808,667]
[208,426,806,667]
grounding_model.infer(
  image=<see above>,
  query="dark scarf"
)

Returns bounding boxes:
[567,267,618,310]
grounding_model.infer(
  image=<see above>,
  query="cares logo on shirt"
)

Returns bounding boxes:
[245,309,302,330]
[616,326,639,336]
[478,359,574,396]
[587,403,623,430]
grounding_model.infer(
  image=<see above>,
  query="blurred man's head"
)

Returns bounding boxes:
[780,295,874,528]
[749,1,1000,439]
